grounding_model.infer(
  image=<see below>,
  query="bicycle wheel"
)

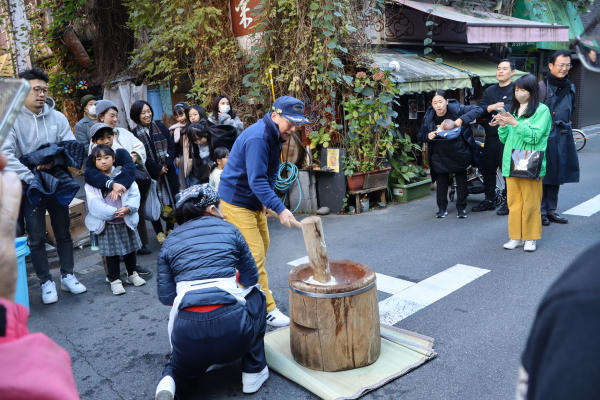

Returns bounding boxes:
[573,129,587,151]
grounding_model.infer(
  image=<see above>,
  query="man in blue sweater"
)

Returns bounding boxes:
[219,96,306,327]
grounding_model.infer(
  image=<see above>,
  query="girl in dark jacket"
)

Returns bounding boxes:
[130,100,180,244]
[155,184,268,400]
[417,90,483,218]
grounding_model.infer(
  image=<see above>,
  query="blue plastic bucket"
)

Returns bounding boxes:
[14,237,30,310]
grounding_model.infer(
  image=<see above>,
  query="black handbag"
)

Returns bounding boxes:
[509,149,544,180]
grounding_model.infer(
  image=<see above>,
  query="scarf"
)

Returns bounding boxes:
[546,72,568,89]
[137,123,168,165]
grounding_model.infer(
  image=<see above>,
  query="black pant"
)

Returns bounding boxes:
[21,192,74,283]
[151,219,174,235]
[162,288,267,398]
[482,138,504,200]
[105,251,136,282]
[541,184,560,216]
[437,171,468,211]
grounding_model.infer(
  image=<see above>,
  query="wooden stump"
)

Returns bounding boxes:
[289,259,380,372]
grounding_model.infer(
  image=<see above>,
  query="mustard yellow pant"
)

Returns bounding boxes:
[221,201,276,312]
[506,177,543,241]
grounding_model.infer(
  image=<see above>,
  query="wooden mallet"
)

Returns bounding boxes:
[267,210,332,283]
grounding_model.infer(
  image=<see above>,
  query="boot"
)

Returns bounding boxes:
[472,199,496,212]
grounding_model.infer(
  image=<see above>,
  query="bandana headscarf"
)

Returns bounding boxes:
[175,183,220,209]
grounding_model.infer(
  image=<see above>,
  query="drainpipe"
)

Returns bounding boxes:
[6,0,31,72]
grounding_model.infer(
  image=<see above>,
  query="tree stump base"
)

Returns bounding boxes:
[288,259,380,372]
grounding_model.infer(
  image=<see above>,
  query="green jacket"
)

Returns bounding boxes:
[498,103,552,178]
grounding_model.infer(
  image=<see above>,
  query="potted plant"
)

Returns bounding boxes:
[388,134,431,202]
[341,67,401,191]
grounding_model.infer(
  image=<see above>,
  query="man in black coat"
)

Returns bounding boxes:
[539,50,580,226]
[472,59,515,215]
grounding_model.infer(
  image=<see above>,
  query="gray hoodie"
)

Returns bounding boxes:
[1,97,74,184]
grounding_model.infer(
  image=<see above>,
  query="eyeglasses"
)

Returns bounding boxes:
[552,63,572,69]
[285,118,299,128]
[32,87,48,95]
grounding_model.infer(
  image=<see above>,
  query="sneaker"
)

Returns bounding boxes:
[242,365,269,394]
[41,280,58,304]
[155,375,175,400]
[266,308,290,327]
[457,209,467,218]
[137,246,152,255]
[166,229,173,236]
[503,239,524,250]
[136,265,151,275]
[471,199,496,212]
[110,279,126,295]
[524,240,537,252]
[435,209,448,218]
[126,271,146,286]
[156,232,167,244]
[60,274,87,294]
[496,203,509,215]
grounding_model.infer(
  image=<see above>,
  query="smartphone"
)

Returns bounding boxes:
[0,79,31,148]
[496,107,508,115]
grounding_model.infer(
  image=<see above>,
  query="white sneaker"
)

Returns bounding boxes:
[242,365,269,394]
[524,240,537,252]
[503,239,524,250]
[110,279,126,295]
[266,308,290,327]
[126,271,146,286]
[41,280,58,304]
[60,274,87,294]
[155,375,175,400]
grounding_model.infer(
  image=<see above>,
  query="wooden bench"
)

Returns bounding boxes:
[347,185,387,214]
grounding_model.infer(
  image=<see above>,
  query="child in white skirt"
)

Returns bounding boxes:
[84,145,146,295]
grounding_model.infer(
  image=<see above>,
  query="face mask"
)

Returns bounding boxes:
[87,105,97,116]
[515,91,530,104]
[219,104,231,113]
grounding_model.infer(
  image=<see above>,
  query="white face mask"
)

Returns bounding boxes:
[219,104,231,113]
[87,105,97,117]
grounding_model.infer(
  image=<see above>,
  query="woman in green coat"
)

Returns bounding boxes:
[493,74,552,252]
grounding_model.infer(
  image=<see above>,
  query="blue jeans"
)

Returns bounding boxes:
[22,191,74,283]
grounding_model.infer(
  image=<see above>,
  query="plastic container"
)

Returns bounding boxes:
[14,237,31,311]
[389,177,432,203]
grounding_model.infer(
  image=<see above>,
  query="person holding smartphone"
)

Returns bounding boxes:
[472,59,515,215]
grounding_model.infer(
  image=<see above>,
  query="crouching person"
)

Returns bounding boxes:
[155,184,268,400]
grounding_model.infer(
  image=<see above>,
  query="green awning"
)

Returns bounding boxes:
[371,50,472,94]
[513,0,584,50]
[425,53,528,85]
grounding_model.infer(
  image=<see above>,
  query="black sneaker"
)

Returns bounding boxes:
[435,209,448,218]
[496,203,509,215]
[136,265,151,275]
[457,209,467,218]
[137,246,152,255]
[471,199,496,212]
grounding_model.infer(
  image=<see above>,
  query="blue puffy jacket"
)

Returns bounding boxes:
[157,216,258,306]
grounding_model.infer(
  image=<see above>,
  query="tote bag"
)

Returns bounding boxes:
[145,179,161,221]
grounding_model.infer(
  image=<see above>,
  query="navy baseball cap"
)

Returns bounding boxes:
[272,96,310,124]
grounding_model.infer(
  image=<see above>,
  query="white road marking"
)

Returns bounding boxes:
[563,194,600,217]
[287,256,309,267]
[378,264,490,326]
[375,273,415,295]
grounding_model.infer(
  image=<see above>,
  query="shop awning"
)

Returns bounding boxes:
[513,0,584,50]
[425,53,528,86]
[371,50,472,94]
[392,0,569,44]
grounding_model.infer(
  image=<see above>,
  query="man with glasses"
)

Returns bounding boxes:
[538,50,580,226]
[218,96,305,327]
[0,67,86,305]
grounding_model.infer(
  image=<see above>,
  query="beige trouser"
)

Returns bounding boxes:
[506,177,543,241]
[221,201,276,312]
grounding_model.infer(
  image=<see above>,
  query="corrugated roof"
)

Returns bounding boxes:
[371,50,472,94]
[425,53,528,85]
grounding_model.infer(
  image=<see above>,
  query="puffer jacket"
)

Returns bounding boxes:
[157,216,258,306]
[84,178,140,234]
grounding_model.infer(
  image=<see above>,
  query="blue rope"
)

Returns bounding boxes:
[275,162,302,213]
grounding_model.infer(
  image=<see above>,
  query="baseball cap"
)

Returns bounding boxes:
[272,96,310,124]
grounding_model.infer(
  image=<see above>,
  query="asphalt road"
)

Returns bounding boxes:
[26,132,599,400]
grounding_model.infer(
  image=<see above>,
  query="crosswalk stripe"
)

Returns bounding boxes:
[378,264,490,326]
[375,273,415,295]
[287,256,309,267]
[563,194,600,217]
